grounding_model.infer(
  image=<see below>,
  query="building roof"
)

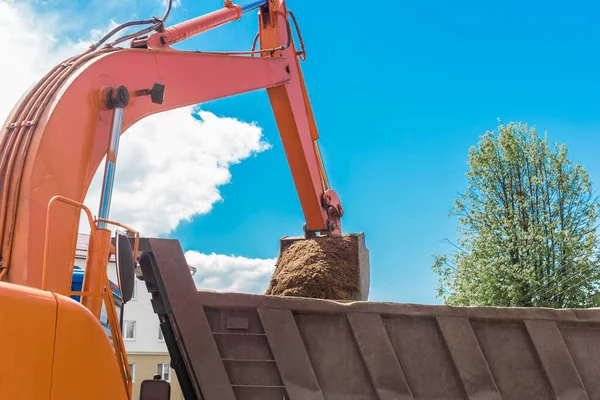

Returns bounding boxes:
[76,232,196,274]
[76,232,116,262]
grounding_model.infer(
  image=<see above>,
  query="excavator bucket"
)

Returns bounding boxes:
[265,233,370,301]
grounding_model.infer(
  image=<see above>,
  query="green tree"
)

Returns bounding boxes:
[433,121,600,308]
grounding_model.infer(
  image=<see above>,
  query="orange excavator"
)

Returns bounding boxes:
[0,0,350,398]
[4,1,600,400]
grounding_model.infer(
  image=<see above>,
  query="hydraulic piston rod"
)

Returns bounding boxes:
[241,0,266,12]
[147,0,267,48]
[81,86,128,318]
[98,107,123,227]
[96,83,163,226]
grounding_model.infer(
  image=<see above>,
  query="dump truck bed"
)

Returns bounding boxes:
[137,237,600,400]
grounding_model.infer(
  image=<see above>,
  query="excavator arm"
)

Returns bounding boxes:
[0,0,342,296]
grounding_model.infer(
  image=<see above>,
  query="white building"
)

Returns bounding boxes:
[75,233,185,399]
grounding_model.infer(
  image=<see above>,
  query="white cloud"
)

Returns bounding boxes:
[161,0,182,9]
[0,1,120,124]
[186,250,276,294]
[1,0,276,293]
[83,107,271,236]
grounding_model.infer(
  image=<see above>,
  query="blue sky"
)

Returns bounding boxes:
[22,0,600,304]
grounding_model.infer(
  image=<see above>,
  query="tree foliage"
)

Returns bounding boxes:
[433,122,600,308]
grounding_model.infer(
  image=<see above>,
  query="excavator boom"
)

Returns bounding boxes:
[0,0,342,293]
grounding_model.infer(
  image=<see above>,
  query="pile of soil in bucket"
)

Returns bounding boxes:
[265,235,360,300]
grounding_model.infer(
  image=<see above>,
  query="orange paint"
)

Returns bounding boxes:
[0,283,56,399]
[260,4,337,234]
[50,294,130,399]
[81,227,111,318]
[0,282,128,399]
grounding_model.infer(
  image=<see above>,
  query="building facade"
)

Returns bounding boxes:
[75,233,185,400]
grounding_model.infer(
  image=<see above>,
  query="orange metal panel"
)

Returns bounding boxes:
[0,282,57,399]
[50,294,128,399]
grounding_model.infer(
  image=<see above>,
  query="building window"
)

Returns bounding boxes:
[158,363,170,381]
[130,280,136,301]
[158,326,164,341]
[123,320,136,341]
[129,363,135,383]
